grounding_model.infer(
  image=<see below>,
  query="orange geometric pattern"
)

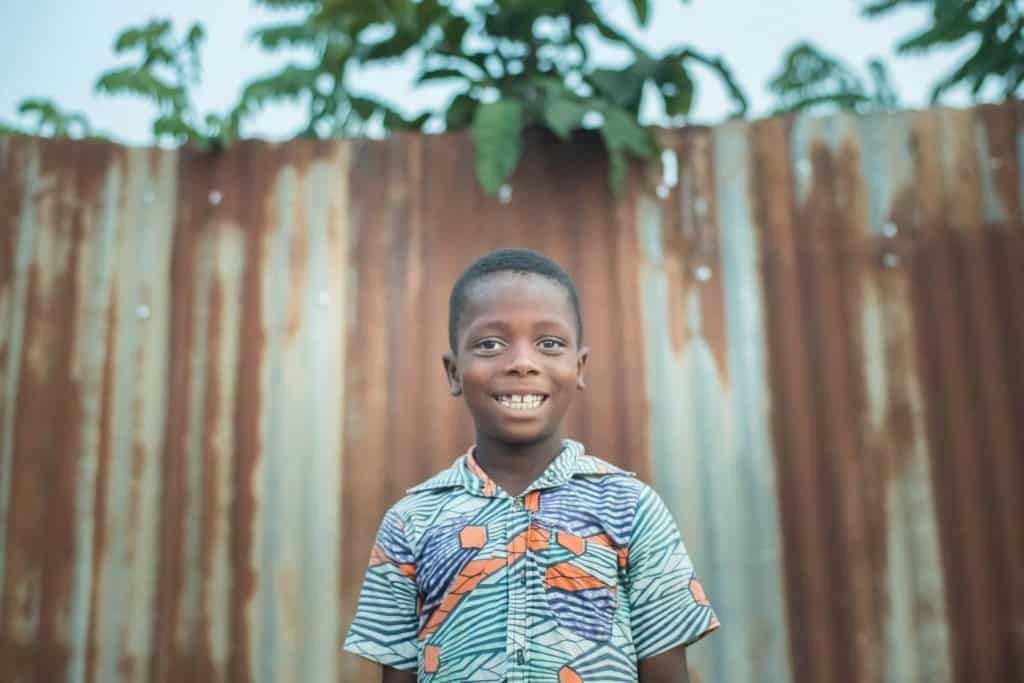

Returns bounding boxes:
[423,645,440,673]
[418,556,505,639]
[559,665,583,682]
[459,525,487,548]
[545,562,611,592]
[528,525,550,551]
[557,532,585,555]
[690,578,709,605]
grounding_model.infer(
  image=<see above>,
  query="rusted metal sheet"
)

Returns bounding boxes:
[637,123,792,683]
[1,101,1022,683]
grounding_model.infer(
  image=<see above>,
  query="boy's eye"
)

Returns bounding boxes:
[538,338,566,351]
[473,338,505,353]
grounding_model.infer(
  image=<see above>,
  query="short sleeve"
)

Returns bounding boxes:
[343,508,420,671]
[626,487,720,660]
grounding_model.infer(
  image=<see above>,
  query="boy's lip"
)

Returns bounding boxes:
[490,392,550,414]
[489,391,549,400]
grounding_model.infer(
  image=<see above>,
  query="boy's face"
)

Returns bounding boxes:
[443,272,588,449]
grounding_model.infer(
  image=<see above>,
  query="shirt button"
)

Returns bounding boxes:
[516,650,525,665]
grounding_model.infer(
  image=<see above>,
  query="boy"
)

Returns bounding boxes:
[344,249,718,682]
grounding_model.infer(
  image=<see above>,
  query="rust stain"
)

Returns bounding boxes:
[799,137,862,683]
[752,115,840,683]
[227,140,274,683]
[149,145,208,683]
[84,279,117,683]
[34,142,95,683]
[909,106,1016,683]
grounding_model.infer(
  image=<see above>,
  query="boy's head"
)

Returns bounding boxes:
[447,248,583,352]
[443,248,588,448]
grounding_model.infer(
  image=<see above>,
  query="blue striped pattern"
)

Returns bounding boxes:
[344,440,719,681]
[546,587,616,641]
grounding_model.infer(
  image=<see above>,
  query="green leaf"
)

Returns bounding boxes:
[95,67,187,108]
[417,68,470,84]
[0,121,29,137]
[588,68,645,110]
[657,59,695,117]
[607,148,628,193]
[254,0,319,7]
[387,111,430,131]
[185,23,206,48]
[600,105,655,158]
[542,92,588,139]
[861,0,904,17]
[251,22,320,49]
[630,0,650,25]
[599,104,655,192]
[445,92,478,129]
[440,16,470,49]
[114,20,172,53]
[152,114,197,141]
[358,30,419,61]
[471,99,524,195]
[415,0,448,28]
[17,98,60,119]
[237,65,319,111]
[679,48,748,117]
[766,41,872,113]
[15,98,94,137]
[348,95,379,120]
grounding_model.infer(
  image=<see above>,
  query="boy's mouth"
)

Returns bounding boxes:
[493,394,548,411]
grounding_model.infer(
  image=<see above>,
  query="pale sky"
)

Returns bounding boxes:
[1,0,980,144]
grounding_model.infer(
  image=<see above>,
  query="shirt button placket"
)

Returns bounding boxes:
[507,495,529,682]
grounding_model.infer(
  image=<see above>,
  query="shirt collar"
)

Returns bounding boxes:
[406,439,633,496]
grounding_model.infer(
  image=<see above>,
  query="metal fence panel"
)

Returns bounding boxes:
[1,102,1022,682]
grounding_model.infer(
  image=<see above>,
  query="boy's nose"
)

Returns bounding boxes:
[505,346,540,375]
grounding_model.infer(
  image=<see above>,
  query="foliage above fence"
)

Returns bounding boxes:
[2,0,1022,193]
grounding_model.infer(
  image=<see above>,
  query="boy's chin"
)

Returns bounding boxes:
[479,424,558,449]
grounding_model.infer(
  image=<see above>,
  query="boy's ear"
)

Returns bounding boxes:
[575,346,589,391]
[442,351,462,396]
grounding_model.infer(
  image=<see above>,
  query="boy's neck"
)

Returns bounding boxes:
[472,432,565,497]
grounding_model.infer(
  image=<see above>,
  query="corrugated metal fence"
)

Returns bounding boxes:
[0,100,1021,683]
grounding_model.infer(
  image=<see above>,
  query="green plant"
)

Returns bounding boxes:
[235,1,416,139]
[1,99,99,138]
[863,0,1024,102]
[768,42,899,114]
[95,19,237,149]
[245,0,748,193]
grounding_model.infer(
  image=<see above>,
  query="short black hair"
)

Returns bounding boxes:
[448,248,583,351]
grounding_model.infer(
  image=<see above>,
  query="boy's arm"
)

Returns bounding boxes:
[345,509,421,674]
[626,487,719,671]
[382,665,417,683]
[638,645,690,683]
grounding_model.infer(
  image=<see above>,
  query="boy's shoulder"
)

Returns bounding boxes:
[382,457,468,520]
[569,452,637,479]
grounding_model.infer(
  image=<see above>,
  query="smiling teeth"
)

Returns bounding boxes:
[497,394,544,410]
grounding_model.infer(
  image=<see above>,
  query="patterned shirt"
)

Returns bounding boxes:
[344,440,719,682]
